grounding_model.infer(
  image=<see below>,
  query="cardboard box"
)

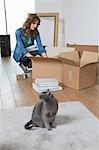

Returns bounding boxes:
[67,44,99,75]
[31,57,63,83]
[46,47,75,57]
[67,44,98,57]
[59,51,99,90]
[31,47,75,83]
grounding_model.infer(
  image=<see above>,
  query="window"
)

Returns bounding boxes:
[0,0,35,50]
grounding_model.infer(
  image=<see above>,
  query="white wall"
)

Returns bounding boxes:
[0,0,6,35]
[0,0,35,50]
[35,0,65,47]
[98,0,99,45]
[1,0,98,51]
[35,0,99,46]
[64,0,99,45]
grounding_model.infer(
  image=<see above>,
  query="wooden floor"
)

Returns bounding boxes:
[0,55,99,119]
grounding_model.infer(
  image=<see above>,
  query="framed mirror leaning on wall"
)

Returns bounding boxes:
[37,13,59,47]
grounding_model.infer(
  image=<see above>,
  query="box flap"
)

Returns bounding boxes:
[46,47,75,57]
[58,51,80,66]
[80,51,99,67]
[30,56,61,62]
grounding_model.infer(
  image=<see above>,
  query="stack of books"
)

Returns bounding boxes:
[32,78,62,93]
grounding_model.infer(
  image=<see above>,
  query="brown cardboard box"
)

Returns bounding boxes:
[59,51,99,90]
[31,47,75,83]
[66,44,99,75]
[31,57,63,83]
[66,44,98,56]
[46,47,75,57]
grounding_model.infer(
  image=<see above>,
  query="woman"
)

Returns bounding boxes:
[13,13,46,67]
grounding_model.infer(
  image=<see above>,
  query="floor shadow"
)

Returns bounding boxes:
[56,114,77,126]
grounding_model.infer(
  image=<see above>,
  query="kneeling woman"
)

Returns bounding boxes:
[13,13,46,67]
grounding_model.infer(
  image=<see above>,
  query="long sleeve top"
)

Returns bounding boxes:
[13,28,45,62]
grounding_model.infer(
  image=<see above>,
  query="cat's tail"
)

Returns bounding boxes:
[24,120,33,130]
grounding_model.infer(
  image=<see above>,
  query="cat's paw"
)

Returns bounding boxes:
[50,122,56,128]
[47,127,52,130]
[51,125,56,128]
[46,125,52,130]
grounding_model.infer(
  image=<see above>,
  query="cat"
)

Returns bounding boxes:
[24,90,58,130]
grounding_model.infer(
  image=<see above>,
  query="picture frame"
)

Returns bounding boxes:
[37,13,59,47]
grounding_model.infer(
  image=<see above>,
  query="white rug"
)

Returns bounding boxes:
[0,101,99,150]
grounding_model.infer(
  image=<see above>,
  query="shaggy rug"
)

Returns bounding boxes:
[0,101,99,150]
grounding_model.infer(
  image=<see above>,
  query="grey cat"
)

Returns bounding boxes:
[24,90,58,130]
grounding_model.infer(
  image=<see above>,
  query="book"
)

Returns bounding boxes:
[26,45,37,52]
[35,78,59,86]
[32,82,62,93]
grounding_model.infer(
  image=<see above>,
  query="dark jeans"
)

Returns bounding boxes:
[20,50,42,67]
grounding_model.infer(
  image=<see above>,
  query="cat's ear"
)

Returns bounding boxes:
[46,89,50,95]
[39,92,44,99]
[46,89,54,98]
[39,94,42,99]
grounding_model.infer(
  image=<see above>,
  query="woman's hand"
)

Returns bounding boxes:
[25,52,33,58]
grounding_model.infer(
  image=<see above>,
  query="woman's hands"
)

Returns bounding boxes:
[25,52,33,58]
